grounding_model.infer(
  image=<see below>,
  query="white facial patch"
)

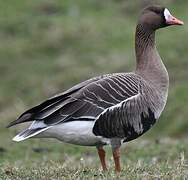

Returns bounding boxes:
[164,8,172,21]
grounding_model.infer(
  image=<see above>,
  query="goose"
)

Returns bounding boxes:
[7,6,183,172]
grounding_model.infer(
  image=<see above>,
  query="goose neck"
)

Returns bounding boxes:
[135,23,169,94]
[135,23,156,70]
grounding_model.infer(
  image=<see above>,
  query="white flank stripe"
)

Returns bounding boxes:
[72,116,96,120]
[97,93,140,118]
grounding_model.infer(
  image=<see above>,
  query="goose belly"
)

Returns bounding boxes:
[40,121,108,146]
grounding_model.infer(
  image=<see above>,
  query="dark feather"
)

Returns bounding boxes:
[7,75,105,128]
[7,73,141,128]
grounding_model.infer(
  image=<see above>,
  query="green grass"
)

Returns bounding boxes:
[0,138,188,179]
[0,0,188,179]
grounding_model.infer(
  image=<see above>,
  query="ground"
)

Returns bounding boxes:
[0,138,187,179]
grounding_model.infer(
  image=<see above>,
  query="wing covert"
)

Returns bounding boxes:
[7,73,142,128]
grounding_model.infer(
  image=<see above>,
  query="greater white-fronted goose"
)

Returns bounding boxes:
[7,6,183,172]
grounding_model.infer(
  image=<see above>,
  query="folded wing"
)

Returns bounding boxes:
[7,73,141,129]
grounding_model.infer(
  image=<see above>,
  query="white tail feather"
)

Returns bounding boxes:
[12,127,50,142]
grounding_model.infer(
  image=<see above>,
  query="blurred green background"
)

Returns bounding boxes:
[0,0,188,176]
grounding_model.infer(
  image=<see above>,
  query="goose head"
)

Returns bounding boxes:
[138,6,184,31]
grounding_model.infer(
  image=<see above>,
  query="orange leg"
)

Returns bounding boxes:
[97,147,107,171]
[112,147,121,172]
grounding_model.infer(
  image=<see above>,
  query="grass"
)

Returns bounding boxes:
[0,0,188,179]
[0,138,188,179]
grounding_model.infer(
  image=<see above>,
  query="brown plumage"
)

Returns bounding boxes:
[7,6,183,172]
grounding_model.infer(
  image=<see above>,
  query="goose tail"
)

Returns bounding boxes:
[12,121,50,142]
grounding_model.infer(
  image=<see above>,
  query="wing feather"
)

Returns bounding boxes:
[7,73,142,128]
[7,75,107,127]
